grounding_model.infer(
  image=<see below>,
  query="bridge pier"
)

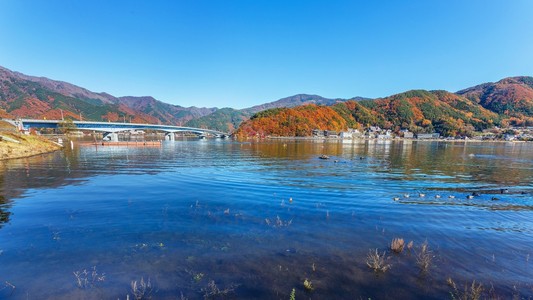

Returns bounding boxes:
[103,132,119,142]
[165,132,175,141]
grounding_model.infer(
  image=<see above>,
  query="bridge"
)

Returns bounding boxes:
[8,119,230,141]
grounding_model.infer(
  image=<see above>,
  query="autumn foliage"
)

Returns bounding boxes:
[235,104,347,138]
[235,90,502,138]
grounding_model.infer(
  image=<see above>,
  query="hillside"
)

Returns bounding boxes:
[1,66,532,135]
[236,90,501,138]
[185,94,370,131]
[242,94,368,115]
[457,76,533,126]
[235,105,347,137]
[118,96,217,125]
[185,108,249,132]
[0,66,216,125]
[0,121,62,160]
[0,66,370,132]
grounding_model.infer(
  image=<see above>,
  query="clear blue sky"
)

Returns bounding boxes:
[1,0,532,108]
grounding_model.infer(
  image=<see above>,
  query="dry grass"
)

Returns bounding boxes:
[447,278,484,300]
[201,280,237,299]
[73,266,105,289]
[407,241,414,251]
[416,241,433,273]
[131,277,153,300]
[390,238,405,253]
[366,249,391,273]
[0,132,62,160]
[303,279,314,291]
[265,215,292,227]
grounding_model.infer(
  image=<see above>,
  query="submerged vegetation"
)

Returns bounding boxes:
[366,249,391,273]
[416,241,433,274]
[390,238,405,253]
[1,141,532,299]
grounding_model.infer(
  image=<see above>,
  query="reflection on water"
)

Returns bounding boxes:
[0,140,532,299]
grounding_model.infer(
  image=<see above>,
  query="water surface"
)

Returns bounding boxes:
[0,139,532,299]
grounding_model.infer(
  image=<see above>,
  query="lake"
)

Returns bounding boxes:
[0,139,532,299]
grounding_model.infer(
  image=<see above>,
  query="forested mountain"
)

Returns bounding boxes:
[235,90,506,138]
[1,66,531,135]
[0,66,216,125]
[456,76,533,126]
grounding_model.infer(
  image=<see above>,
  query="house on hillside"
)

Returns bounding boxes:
[401,130,414,139]
[325,130,338,138]
[416,133,440,139]
[377,130,393,139]
[312,129,324,136]
[340,129,363,139]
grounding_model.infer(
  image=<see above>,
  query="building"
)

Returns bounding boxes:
[415,133,440,139]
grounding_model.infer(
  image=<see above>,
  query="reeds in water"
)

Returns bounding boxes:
[390,238,405,253]
[366,249,391,273]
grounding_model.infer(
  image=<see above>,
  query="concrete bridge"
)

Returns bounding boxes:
[8,119,230,141]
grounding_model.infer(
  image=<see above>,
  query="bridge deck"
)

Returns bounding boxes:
[11,119,228,137]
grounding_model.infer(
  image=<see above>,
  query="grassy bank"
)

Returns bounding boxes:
[0,124,63,160]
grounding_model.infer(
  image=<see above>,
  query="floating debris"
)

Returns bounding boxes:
[319,155,330,159]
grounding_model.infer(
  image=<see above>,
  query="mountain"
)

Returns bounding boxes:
[235,104,348,137]
[2,66,531,134]
[235,90,500,137]
[0,66,369,131]
[118,96,217,125]
[185,108,249,132]
[242,94,369,115]
[456,76,533,126]
[186,94,370,131]
[0,66,216,125]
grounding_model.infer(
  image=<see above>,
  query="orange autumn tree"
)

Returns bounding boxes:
[235,104,348,137]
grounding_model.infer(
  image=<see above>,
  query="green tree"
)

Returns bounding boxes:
[57,119,77,134]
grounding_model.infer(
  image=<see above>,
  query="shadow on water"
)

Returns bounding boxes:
[0,139,532,299]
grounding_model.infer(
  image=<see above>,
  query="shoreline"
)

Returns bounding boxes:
[265,136,529,143]
[0,132,63,161]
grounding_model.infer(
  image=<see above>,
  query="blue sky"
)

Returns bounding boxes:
[1,0,532,108]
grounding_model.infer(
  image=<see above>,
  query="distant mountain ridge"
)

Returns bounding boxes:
[456,76,533,120]
[242,94,370,115]
[0,66,217,125]
[0,66,531,133]
[235,89,502,137]
[0,66,368,131]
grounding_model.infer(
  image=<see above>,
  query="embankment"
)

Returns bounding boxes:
[0,129,63,160]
